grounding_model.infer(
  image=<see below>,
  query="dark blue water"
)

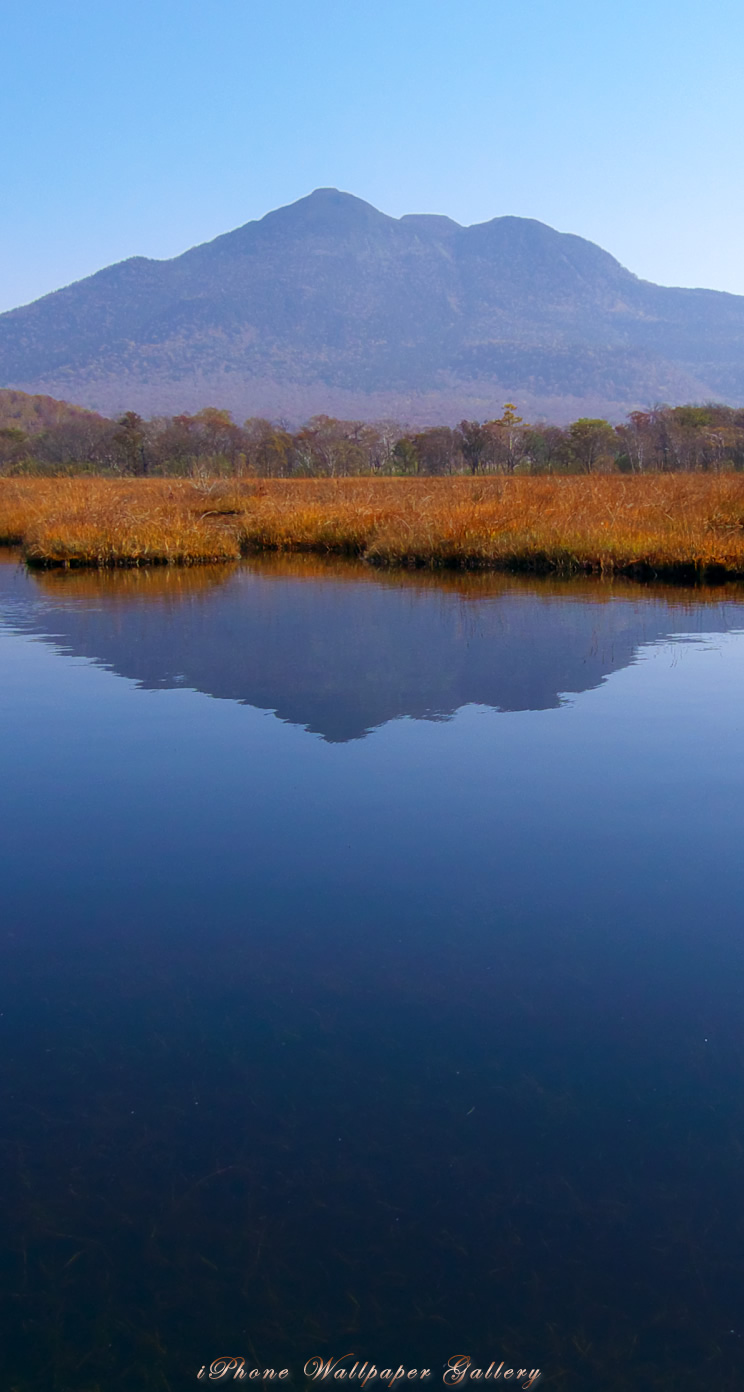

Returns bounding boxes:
[2,553,744,1391]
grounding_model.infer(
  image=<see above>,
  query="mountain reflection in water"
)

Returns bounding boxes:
[3,553,742,741]
[4,549,744,1391]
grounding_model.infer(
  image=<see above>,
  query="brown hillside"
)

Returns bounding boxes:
[0,388,109,434]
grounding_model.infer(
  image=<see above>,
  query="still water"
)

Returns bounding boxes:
[2,552,744,1391]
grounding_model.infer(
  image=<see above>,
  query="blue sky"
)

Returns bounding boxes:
[2,0,743,312]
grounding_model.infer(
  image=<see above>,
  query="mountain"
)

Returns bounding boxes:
[4,558,742,742]
[0,388,106,433]
[2,188,744,424]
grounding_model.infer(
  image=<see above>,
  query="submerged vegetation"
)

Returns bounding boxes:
[5,474,744,577]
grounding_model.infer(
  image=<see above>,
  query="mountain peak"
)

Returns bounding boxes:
[1,190,742,423]
[260,187,392,235]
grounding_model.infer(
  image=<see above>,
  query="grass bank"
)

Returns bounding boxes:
[3,475,744,579]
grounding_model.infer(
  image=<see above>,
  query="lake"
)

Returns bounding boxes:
[2,551,744,1391]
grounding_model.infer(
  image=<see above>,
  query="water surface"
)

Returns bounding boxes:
[2,553,744,1391]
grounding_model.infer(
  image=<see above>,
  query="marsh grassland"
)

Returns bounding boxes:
[4,474,744,577]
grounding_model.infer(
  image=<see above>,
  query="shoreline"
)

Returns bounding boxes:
[3,475,744,582]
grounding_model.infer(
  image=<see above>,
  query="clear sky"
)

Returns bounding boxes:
[2,0,743,313]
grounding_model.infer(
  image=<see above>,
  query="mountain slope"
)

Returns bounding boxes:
[0,388,106,432]
[2,188,744,422]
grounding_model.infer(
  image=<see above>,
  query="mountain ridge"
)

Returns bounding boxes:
[2,188,743,424]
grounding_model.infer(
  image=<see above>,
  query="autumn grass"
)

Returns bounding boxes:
[4,474,744,579]
[0,477,242,565]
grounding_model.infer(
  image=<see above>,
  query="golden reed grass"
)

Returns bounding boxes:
[3,474,744,578]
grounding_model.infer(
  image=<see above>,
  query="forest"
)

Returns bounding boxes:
[2,392,744,478]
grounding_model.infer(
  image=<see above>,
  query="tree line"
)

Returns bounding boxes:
[3,401,744,477]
